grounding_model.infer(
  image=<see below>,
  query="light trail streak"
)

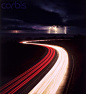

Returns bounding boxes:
[0,42,56,94]
[8,48,55,94]
[24,41,68,94]
[0,47,49,91]
[0,40,68,94]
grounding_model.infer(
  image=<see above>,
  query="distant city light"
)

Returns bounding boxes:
[12,30,19,33]
[16,30,18,33]
[11,30,23,33]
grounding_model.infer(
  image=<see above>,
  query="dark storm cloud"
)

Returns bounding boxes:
[1,0,62,26]
[2,18,24,23]
[30,0,85,17]
[30,0,66,17]
[1,0,86,30]
[1,18,26,29]
[1,17,51,31]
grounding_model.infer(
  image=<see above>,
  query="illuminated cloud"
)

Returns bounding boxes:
[1,17,67,34]
[30,0,66,17]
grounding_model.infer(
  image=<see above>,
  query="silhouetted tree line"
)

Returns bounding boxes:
[5,34,86,44]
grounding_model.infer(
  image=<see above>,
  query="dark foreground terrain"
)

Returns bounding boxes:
[0,42,47,86]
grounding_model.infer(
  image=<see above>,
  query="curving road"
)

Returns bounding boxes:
[0,40,68,94]
[25,41,69,94]
[0,41,56,94]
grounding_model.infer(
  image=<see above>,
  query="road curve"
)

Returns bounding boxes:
[0,40,69,94]
[0,41,56,94]
[22,41,69,94]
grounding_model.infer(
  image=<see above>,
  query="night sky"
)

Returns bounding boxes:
[0,0,86,34]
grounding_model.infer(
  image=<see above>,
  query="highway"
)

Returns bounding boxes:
[0,40,68,94]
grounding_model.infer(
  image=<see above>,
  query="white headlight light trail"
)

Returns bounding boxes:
[24,42,69,94]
